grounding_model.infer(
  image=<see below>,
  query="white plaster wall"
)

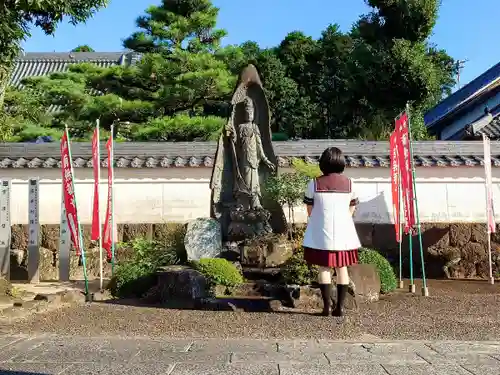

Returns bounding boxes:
[3,166,500,225]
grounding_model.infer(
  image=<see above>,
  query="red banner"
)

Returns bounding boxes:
[91,128,100,240]
[390,131,401,242]
[396,112,415,234]
[102,137,113,259]
[60,131,82,256]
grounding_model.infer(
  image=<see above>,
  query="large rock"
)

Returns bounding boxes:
[348,264,381,302]
[184,218,222,261]
[148,265,210,306]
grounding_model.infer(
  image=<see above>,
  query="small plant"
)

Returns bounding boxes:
[281,247,318,286]
[108,237,179,298]
[192,258,244,289]
[264,172,308,233]
[358,247,398,293]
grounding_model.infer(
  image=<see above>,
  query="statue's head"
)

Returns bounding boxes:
[243,97,254,122]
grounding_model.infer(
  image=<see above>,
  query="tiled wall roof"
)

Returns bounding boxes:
[0,140,498,168]
[9,52,131,88]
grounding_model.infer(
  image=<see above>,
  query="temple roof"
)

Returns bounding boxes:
[0,140,499,168]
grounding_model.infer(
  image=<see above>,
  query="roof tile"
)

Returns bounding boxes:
[0,140,499,168]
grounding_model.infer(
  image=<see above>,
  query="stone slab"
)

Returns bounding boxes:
[1,336,500,375]
[132,351,229,363]
[463,364,500,375]
[278,341,367,354]
[278,364,387,375]
[61,362,175,375]
[101,337,192,352]
[22,347,140,363]
[231,351,329,364]
[0,335,26,350]
[170,363,279,375]
[324,351,426,365]
[421,353,500,365]
[363,342,440,357]
[428,342,500,355]
[189,339,277,353]
[382,364,475,375]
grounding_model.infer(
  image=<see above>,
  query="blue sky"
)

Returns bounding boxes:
[22,0,499,88]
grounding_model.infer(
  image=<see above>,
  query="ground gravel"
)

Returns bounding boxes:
[3,279,500,341]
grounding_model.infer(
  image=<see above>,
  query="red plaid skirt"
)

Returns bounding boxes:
[304,247,359,268]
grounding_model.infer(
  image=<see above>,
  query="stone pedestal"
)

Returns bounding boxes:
[242,234,293,267]
[145,265,210,307]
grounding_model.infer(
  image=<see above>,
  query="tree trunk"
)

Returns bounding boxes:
[0,60,13,109]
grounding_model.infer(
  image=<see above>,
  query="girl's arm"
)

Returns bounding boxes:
[303,180,315,217]
[349,178,359,216]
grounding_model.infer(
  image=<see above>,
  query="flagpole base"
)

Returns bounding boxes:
[399,281,404,289]
[85,293,94,303]
[490,277,495,285]
[409,284,416,293]
[421,286,429,297]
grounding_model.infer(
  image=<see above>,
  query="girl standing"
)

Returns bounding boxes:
[302,147,361,317]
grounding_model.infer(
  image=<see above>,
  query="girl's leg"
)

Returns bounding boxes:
[317,266,332,316]
[333,266,349,317]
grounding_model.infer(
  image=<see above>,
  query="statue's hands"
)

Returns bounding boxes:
[225,124,235,138]
[265,160,276,171]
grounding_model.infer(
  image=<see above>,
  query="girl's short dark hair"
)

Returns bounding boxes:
[319,147,345,175]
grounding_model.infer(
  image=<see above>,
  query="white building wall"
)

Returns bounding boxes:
[2,166,499,225]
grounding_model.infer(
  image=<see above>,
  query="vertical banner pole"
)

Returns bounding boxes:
[483,134,495,285]
[409,234,414,293]
[65,125,90,299]
[406,103,429,296]
[110,124,116,274]
[398,172,404,289]
[27,178,40,283]
[59,188,70,282]
[0,180,11,279]
[487,231,493,284]
[93,120,104,291]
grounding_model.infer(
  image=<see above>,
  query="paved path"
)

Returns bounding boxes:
[1,335,500,374]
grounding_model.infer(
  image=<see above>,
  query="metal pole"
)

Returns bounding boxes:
[110,124,116,274]
[406,103,429,297]
[96,120,104,291]
[398,171,404,289]
[483,134,495,285]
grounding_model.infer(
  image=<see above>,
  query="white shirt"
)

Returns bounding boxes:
[302,176,361,251]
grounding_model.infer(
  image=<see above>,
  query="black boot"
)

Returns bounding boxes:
[318,284,332,316]
[332,284,348,317]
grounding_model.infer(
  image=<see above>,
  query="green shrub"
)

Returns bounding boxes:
[108,237,179,298]
[358,247,397,293]
[192,258,244,288]
[281,247,318,286]
[272,132,289,141]
[291,158,321,179]
[130,114,224,141]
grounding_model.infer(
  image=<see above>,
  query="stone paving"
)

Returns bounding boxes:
[1,335,500,374]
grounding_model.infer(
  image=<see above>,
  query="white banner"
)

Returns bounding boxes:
[483,134,496,233]
[27,178,40,283]
[59,188,71,281]
[0,180,11,278]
